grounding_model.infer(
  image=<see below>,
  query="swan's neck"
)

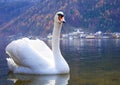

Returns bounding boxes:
[52,22,62,55]
[52,22,69,73]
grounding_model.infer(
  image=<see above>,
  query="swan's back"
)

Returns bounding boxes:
[6,38,55,73]
[23,38,54,61]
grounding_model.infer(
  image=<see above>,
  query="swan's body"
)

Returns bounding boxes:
[6,11,69,74]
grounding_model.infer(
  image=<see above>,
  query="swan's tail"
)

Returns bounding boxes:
[6,58,17,72]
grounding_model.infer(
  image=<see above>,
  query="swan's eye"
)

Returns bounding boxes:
[58,14,64,22]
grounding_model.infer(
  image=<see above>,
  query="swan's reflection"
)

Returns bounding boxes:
[8,73,70,85]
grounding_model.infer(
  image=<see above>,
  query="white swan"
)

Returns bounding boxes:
[6,11,69,74]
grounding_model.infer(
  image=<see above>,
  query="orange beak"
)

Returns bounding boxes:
[58,16,66,23]
[61,17,66,23]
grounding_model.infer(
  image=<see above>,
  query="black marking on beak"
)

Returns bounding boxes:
[57,14,64,17]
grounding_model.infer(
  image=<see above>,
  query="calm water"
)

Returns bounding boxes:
[0,38,120,85]
[60,39,120,85]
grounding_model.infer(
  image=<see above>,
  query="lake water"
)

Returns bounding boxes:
[0,37,120,85]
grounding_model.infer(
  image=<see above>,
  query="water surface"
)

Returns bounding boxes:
[60,39,120,85]
[0,38,120,85]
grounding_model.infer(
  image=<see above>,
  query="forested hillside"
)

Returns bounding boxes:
[0,0,119,36]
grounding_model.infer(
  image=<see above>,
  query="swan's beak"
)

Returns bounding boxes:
[58,14,66,23]
[61,17,66,23]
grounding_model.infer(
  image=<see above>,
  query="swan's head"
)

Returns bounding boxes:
[54,11,66,24]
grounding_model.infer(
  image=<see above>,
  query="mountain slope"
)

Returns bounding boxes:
[0,0,120,36]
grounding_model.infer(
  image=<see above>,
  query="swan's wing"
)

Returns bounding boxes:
[6,38,55,68]
[26,38,54,61]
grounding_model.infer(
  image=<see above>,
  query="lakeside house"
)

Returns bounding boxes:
[47,29,120,40]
